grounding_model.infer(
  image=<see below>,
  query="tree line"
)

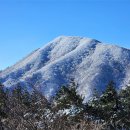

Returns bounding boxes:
[0,80,130,130]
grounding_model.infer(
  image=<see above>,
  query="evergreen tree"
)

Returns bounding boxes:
[119,84,130,128]
[11,84,31,109]
[88,81,120,128]
[0,83,7,118]
[100,81,118,108]
[54,80,83,111]
[97,81,120,128]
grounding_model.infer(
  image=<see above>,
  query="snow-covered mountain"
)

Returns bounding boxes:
[1,36,130,102]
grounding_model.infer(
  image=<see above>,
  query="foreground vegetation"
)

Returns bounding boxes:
[0,80,130,130]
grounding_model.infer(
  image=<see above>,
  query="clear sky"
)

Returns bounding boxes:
[0,0,130,70]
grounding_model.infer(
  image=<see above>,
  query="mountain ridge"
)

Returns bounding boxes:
[0,36,130,102]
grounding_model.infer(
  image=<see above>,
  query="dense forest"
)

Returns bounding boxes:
[0,80,130,130]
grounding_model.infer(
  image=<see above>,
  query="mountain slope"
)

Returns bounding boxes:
[0,36,130,102]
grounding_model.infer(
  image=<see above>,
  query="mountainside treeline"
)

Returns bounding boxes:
[0,80,130,130]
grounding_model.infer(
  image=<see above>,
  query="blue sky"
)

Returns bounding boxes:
[0,0,130,70]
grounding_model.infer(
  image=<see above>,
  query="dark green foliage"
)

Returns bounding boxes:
[12,84,31,107]
[118,84,130,128]
[88,81,130,129]
[54,80,83,110]
[99,81,120,128]
[99,81,118,117]
[1,80,130,130]
[0,83,7,118]
[120,84,130,112]
[53,80,130,129]
[100,81,118,103]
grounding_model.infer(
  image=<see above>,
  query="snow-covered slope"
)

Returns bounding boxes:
[0,36,130,102]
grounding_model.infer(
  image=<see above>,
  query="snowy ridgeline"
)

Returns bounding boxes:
[0,36,130,102]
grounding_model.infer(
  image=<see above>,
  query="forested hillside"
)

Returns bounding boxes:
[0,80,130,130]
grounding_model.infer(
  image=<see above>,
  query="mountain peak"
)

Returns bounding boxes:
[52,35,101,43]
[1,36,130,102]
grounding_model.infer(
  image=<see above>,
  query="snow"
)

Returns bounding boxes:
[0,36,130,102]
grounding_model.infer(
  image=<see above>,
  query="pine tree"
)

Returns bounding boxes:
[87,81,119,128]
[54,80,83,111]
[98,81,119,128]
[119,84,130,128]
